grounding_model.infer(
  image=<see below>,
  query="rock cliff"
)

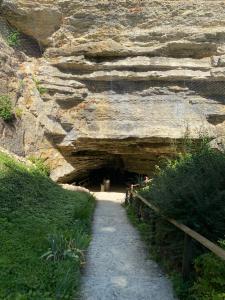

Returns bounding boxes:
[1,0,225,182]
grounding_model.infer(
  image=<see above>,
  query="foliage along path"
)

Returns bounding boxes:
[81,192,175,300]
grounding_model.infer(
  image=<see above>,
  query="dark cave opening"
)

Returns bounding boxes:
[77,166,142,192]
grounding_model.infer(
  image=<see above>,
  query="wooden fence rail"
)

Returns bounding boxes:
[127,188,225,279]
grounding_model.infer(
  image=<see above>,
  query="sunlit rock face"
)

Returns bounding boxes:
[1,0,225,182]
[0,16,25,155]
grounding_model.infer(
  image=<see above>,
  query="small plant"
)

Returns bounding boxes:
[19,79,25,92]
[191,246,225,300]
[7,30,20,47]
[28,156,50,176]
[38,86,48,95]
[33,77,48,95]
[0,95,13,121]
[41,233,84,262]
[14,107,23,119]
[135,174,145,186]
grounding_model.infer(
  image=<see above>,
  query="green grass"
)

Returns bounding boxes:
[0,152,95,299]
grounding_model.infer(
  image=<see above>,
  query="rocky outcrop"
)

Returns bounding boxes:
[60,183,90,193]
[0,17,25,155]
[1,1,62,46]
[1,1,225,182]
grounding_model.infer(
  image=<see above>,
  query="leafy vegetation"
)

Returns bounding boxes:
[41,232,85,263]
[33,77,48,95]
[28,156,50,176]
[14,107,23,119]
[142,140,225,242]
[192,250,225,300]
[0,95,13,121]
[0,152,95,299]
[37,85,48,95]
[7,30,21,47]
[126,140,225,299]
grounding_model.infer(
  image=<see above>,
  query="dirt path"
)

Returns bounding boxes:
[81,192,176,300]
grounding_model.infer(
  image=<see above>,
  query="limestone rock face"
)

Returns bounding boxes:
[1,1,225,182]
[2,0,62,46]
[0,17,25,155]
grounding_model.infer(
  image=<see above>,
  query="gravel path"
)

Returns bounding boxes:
[81,192,176,300]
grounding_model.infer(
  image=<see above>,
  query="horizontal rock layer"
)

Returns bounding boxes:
[1,1,225,182]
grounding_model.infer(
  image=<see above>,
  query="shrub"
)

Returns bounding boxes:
[7,30,20,47]
[191,246,225,300]
[0,95,13,121]
[141,141,225,242]
[28,156,50,176]
[128,139,225,299]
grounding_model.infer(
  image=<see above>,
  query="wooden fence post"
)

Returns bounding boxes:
[182,234,193,280]
[125,189,129,205]
[137,198,141,221]
[151,218,156,245]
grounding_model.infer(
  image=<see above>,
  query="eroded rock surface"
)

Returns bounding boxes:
[1,1,225,182]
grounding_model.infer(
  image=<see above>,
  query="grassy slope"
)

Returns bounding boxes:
[0,152,95,300]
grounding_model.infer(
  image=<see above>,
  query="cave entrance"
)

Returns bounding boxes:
[78,166,140,192]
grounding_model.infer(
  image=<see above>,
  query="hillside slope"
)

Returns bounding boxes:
[0,152,95,299]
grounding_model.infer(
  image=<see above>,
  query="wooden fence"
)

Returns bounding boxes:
[126,186,225,279]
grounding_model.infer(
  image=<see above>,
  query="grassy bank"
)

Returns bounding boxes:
[0,152,95,300]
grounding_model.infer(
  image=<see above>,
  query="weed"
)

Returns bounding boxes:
[14,107,23,118]
[41,233,82,262]
[28,156,50,176]
[33,77,48,95]
[7,30,20,47]
[0,95,13,121]
[37,85,48,95]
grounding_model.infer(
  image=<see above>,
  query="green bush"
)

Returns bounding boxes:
[0,152,95,299]
[127,140,225,299]
[191,248,225,300]
[142,141,225,242]
[0,95,13,121]
[28,156,50,176]
[7,30,20,47]
[170,273,194,300]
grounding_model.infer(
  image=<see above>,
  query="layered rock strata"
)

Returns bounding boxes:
[1,1,225,182]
